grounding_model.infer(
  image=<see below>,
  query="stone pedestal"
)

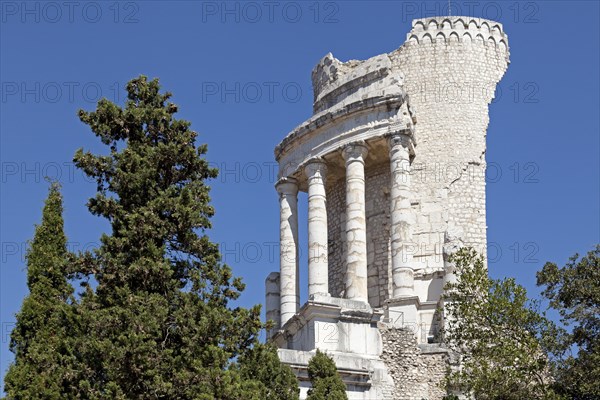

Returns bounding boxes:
[385,296,440,344]
[384,296,419,330]
[274,294,382,356]
[273,295,394,400]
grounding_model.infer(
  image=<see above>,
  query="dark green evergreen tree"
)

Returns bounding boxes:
[4,182,77,399]
[67,76,286,398]
[306,350,347,400]
[237,343,299,400]
[537,245,600,399]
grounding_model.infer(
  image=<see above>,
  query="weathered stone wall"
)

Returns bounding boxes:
[326,175,346,298]
[390,17,509,273]
[380,326,447,400]
[422,352,448,400]
[365,162,392,308]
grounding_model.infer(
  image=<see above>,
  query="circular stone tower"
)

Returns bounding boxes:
[265,17,509,400]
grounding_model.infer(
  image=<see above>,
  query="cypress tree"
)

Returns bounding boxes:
[238,343,300,400]
[306,350,347,400]
[4,182,77,399]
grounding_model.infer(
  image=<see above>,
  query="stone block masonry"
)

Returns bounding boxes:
[380,326,447,400]
[266,16,509,399]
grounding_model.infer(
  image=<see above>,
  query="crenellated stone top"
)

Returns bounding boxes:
[406,16,509,53]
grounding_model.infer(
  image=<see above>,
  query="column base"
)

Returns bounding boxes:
[272,295,382,355]
[384,296,419,329]
[384,296,440,344]
[308,292,331,301]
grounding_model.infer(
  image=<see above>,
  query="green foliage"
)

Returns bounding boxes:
[306,350,347,400]
[537,245,600,399]
[67,76,280,398]
[4,76,299,399]
[4,182,78,399]
[237,343,300,400]
[442,248,563,400]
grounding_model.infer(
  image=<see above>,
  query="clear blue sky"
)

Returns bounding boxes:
[1,0,599,391]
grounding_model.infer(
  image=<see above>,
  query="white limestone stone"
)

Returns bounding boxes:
[276,177,300,326]
[342,142,369,303]
[304,159,329,297]
[387,132,416,298]
[266,15,510,399]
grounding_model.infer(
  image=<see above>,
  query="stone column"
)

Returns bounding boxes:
[304,159,329,298]
[387,132,415,298]
[265,272,281,339]
[276,177,299,326]
[342,142,369,302]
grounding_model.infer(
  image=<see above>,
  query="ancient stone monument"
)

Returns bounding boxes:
[265,16,509,399]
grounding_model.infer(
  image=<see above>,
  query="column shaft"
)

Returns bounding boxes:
[305,159,329,298]
[265,272,281,339]
[277,178,299,325]
[342,142,369,302]
[388,133,415,297]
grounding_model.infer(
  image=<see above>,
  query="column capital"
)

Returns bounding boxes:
[385,129,415,156]
[275,177,298,195]
[385,129,415,144]
[303,157,328,179]
[342,141,369,162]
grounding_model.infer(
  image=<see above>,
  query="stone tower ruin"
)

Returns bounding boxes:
[264,16,509,399]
